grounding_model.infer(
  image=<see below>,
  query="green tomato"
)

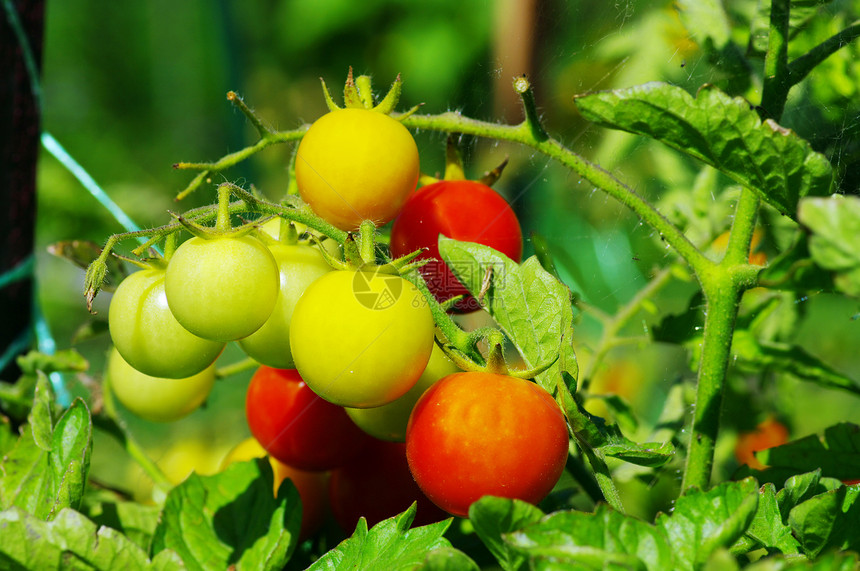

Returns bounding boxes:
[238,243,333,369]
[107,347,215,422]
[346,343,459,441]
[289,268,435,408]
[108,268,224,378]
[164,235,279,342]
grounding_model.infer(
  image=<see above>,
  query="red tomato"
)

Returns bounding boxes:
[390,180,523,312]
[245,367,373,471]
[734,416,789,470]
[328,439,447,531]
[406,372,569,517]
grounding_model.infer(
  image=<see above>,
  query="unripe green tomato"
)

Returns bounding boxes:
[289,268,435,408]
[107,347,216,422]
[295,108,420,231]
[346,343,459,441]
[237,244,332,368]
[108,268,224,378]
[164,235,279,342]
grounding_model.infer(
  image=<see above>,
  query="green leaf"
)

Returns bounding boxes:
[28,372,54,452]
[150,458,300,571]
[417,547,481,571]
[798,194,860,297]
[776,470,841,523]
[731,329,860,397]
[656,478,759,569]
[308,504,453,571]
[437,238,578,395]
[736,483,801,555]
[756,423,860,482]
[469,497,545,571]
[566,402,675,468]
[789,485,860,558]
[574,83,833,218]
[676,0,731,50]
[504,504,675,570]
[85,496,161,553]
[0,398,92,520]
[0,507,185,570]
[16,348,89,376]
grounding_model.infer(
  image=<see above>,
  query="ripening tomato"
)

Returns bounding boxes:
[734,416,789,471]
[345,343,459,441]
[237,243,332,369]
[221,437,329,540]
[289,268,435,408]
[245,366,373,471]
[406,372,569,517]
[295,108,420,231]
[108,267,224,378]
[390,179,522,312]
[328,439,447,531]
[164,235,279,342]
[107,347,215,423]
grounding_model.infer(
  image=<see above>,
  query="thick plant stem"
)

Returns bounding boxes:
[681,271,743,491]
[760,0,790,119]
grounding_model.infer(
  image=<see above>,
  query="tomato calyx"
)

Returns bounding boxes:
[439,330,558,381]
[419,135,509,188]
[320,66,420,118]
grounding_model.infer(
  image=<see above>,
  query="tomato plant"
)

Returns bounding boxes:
[108,267,224,379]
[106,346,216,423]
[289,268,435,408]
[406,372,569,517]
[295,108,419,231]
[245,366,373,471]
[345,343,459,441]
[164,235,279,342]
[237,243,332,369]
[328,438,446,531]
[390,179,522,312]
[221,437,329,541]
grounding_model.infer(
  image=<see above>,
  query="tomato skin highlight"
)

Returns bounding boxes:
[107,347,215,423]
[289,269,435,408]
[245,366,372,471]
[237,243,332,369]
[406,372,569,517]
[164,235,279,342]
[108,268,224,379]
[390,179,523,312]
[295,108,420,231]
[328,439,447,531]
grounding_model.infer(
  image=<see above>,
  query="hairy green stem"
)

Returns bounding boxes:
[760,0,791,119]
[578,442,625,513]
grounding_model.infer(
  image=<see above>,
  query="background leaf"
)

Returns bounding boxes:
[0,507,185,570]
[574,83,833,218]
[0,398,92,520]
[798,195,860,297]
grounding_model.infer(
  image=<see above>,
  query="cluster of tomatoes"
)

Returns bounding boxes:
[106,95,571,534]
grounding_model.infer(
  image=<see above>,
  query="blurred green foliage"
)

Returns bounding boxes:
[32,0,860,517]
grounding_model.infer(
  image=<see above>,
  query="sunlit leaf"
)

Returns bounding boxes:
[574,83,833,218]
